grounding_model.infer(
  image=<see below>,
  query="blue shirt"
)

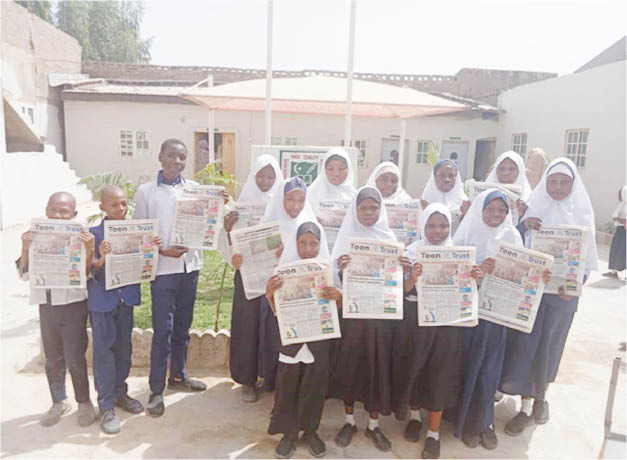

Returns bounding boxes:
[87,219,141,312]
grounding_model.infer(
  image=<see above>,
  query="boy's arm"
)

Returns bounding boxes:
[80,232,96,276]
[17,231,33,280]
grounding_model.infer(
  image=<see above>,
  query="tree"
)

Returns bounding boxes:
[15,1,54,23]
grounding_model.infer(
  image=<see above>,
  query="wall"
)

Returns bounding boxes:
[496,60,626,225]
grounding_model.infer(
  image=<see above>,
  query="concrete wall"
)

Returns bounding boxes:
[496,60,626,226]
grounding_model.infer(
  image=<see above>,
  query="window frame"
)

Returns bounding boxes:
[511,133,527,157]
[120,130,150,158]
[416,140,432,165]
[564,129,589,168]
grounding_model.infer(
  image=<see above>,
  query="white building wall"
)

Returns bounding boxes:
[496,60,626,225]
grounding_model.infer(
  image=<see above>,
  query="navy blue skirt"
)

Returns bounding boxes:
[258,296,281,391]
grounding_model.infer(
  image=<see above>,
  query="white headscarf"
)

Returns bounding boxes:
[421,159,468,211]
[278,220,330,266]
[307,147,356,210]
[612,185,627,221]
[523,157,598,272]
[453,188,523,263]
[366,161,412,202]
[404,203,453,262]
[485,151,533,201]
[330,186,397,285]
[239,154,282,202]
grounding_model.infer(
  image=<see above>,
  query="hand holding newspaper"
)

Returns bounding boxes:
[479,243,554,333]
[416,246,478,327]
[29,219,87,289]
[170,185,225,250]
[274,258,341,346]
[384,200,422,246]
[104,219,159,290]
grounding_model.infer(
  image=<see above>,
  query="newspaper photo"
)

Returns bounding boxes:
[170,185,225,250]
[104,219,159,290]
[342,238,404,320]
[479,243,554,333]
[274,258,341,346]
[315,200,350,246]
[530,225,588,297]
[28,219,87,289]
[230,201,267,230]
[384,200,422,246]
[231,221,283,300]
[416,246,478,327]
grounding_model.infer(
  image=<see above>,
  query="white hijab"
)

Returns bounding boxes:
[278,220,330,266]
[523,157,598,272]
[404,203,453,262]
[453,189,523,263]
[421,159,468,211]
[485,151,533,201]
[239,154,283,202]
[307,147,356,210]
[366,161,412,202]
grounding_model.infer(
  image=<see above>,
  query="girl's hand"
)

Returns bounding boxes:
[267,274,284,295]
[471,265,485,283]
[275,243,284,259]
[481,258,495,275]
[410,262,422,282]
[219,189,230,204]
[224,211,239,233]
[337,254,351,270]
[99,240,112,256]
[232,253,243,270]
[420,199,429,210]
[542,269,551,284]
[21,231,34,252]
[517,200,528,217]
[153,236,162,248]
[321,286,342,302]
[557,286,573,301]
[524,217,542,231]
[460,200,472,216]
[399,256,413,273]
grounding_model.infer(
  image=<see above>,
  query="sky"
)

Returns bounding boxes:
[141,0,626,76]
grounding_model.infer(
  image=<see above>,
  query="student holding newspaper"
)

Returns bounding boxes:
[421,160,470,233]
[482,151,533,222]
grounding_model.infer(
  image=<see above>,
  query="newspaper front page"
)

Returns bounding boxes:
[274,258,341,346]
[342,238,404,320]
[479,243,554,333]
[29,219,87,289]
[530,225,587,297]
[104,219,159,290]
[384,200,422,246]
[170,185,224,250]
[468,181,522,202]
[231,221,283,300]
[231,201,267,230]
[315,200,350,246]
[416,246,478,327]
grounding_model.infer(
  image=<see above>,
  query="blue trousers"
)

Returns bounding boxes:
[90,302,134,412]
[149,271,199,394]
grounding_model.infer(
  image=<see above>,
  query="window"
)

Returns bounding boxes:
[120,130,134,157]
[416,140,431,164]
[135,131,150,157]
[565,129,589,167]
[285,137,298,146]
[512,133,527,157]
[120,130,150,157]
[340,139,367,167]
[271,137,282,145]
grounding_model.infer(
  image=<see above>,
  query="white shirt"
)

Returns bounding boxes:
[17,260,87,306]
[278,344,315,364]
[134,178,203,275]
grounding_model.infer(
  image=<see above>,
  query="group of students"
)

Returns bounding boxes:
[19,139,601,459]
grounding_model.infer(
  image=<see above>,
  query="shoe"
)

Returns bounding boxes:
[504,411,534,436]
[480,426,498,449]
[533,399,549,424]
[603,271,619,278]
[100,409,121,435]
[115,394,144,414]
[275,435,296,459]
[40,400,71,427]
[302,431,326,458]
[494,391,504,403]
[462,431,480,448]
[77,401,98,426]
[404,419,422,443]
[334,423,357,447]
[365,427,391,452]
[241,384,258,403]
[167,377,207,392]
[422,436,440,459]
[146,393,164,417]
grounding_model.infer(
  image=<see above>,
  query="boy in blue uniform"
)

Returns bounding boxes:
[88,185,161,434]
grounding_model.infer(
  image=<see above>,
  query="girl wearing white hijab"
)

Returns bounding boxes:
[329,186,403,453]
[366,161,412,203]
[500,158,598,437]
[265,221,340,459]
[605,185,626,280]
[421,159,469,233]
[485,151,533,222]
[392,203,483,459]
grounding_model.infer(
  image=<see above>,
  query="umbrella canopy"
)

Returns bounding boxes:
[180,75,465,119]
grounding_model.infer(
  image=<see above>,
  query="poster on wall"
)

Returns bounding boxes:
[279,150,326,186]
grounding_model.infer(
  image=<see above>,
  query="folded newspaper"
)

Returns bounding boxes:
[230,201,267,230]
[384,200,422,246]
[104,219,159,290]
[468,180,522,202]
[315,200,350,246]
[274,258,341,346]
[29,219,87,289]
[170,185,224,250]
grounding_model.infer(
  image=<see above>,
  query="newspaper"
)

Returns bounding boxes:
[530,225,588,297]
[103,219,159,290]
[315,200,350,246]
[468,180,522,202]
[416,246,478,327]
[231,221,283,300]
[170,185,224,250]
[384,200,422,246]
[274,258,341,346]
[28,219,87,289]
[479,243,554,333]
[230,201,267,231]
[342,238,404,320]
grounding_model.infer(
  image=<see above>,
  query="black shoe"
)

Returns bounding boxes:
[146,393,164,417]
[404,419,422,443]
[334,423,357,447]
[115,394,144,414]
[462,431,480,448]
[167,377,207,392]
[480,426,498,449]
[365,427,391,452]
[422,436,440,459]
[533,399,549,424]
[275,435,296,459]
[100,409,121,435]
[302,431,326,458]
[241,384,258,403]
[504,411,534,436]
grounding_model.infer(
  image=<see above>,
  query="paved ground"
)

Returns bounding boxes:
[1,203,625,459]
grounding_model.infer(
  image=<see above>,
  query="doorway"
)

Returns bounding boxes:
[441,140,469,180]
[380,138,410,186]
[193,131,236,178]
[473,139,496,180]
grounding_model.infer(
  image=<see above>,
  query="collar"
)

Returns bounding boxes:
[157,170,184,186]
